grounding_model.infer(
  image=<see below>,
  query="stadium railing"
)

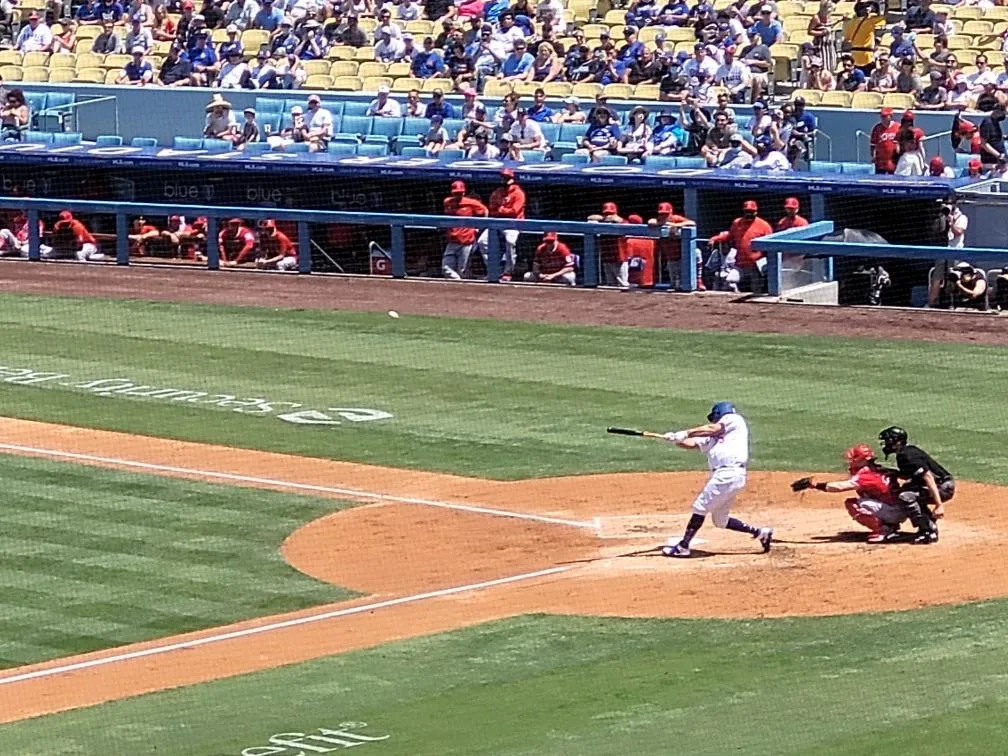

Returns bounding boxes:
[1,197,697,289]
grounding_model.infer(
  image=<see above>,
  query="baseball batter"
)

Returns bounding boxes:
[793,443,906,543]
[661,401,774,558]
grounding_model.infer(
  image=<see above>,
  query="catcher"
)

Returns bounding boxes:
[791,444,906,543]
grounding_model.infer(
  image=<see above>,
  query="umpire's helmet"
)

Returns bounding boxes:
[879,426,908,457]
[707,401,736,423]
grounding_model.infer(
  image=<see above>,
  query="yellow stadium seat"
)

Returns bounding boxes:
[881,92,916,110]
[387,61,411,77]
[357,17,378,33]
[952,5,983,19]
[776,1,806,15]
[47,68,77,83]
[21,51,49,68]
[987,7,1008,20]
[302,60,331,76]
[959,64,978,77]
[76,24,100,39]
[986,51,1005,66]
[326,45,357,60]
[356,61,386,78]
[995,21,1008,34]
[104,53,132,70]
[329,60,361,78]
[782,15,811,33]
[674,40,694,54]
[851,91,883,110]
[421,76,448,92]
[963,20,994,35]
[104,69,120,83]
[930,3,953,13]
[0,65,21,81]
[241,30,269,50]
[663,27,697,43]
[211,28,229,44]
[583,23,610,37]
[818,90,852,107]
[354,46,376,61]
[49,52,76,68]
[568,0,595,22]
[330,75,363,90]
[542,81,572,97]
[391,76,422,92]
[631,83,659,100]
[482,79,513,97]
[0,50,22,66]
[74,67,104,83]
[361,76,393,92]
[785,29,812,45]
[947,35,975,50]
[602,83,634,99]
[511,81,538,97]
[790,88,821,104]
[305,74,335,89]
[572,82,603,99]
[21,66,47,82]
[602,10,623,24]
[404,20,434,35]
[75,51,104,69]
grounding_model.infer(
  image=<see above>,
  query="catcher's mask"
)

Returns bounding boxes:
[878,426,908,457]
[844,443,875,473]
[707,401,736,423]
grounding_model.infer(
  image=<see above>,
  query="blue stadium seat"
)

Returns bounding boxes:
[43,92,74,110]
[356,142,388,157]
[673,156,706,169]
[402,117,429,137]
[173,136,204,150]
[809,161,842,174]
[369,116,403,141]
[399,146,428,158]
[203,138,232,153]
[955,152,975,169]
[95,135,122,147]
[522,149,546,164]
[130,137,158,147]
[331,133,360,144]
[643,155,676,169]
[256,97,284,114]
[280,112,295,131]
[50,132,82,146]
[559,123,587,143]
[840,162,874,174]
[561,152,589,165]
[596,154,628,166]
[343,101,371,117]
[329,142,357,157]
[24,130,53,144]
[442,118,465,139]
[258,113,282,137]
[322,101,345,119]
[539,123,560,144]
[243,141,273,154]
[286,142,310,153]
[24,92,46,115]
[340,115,372,136]
[440,147,464,161]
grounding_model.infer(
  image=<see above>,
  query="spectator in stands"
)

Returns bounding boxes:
[509,108,545,156]
[968,54,997,95]
[553,95,584,124]
[479,168,525,281]
[748,4,782,46]
[127,215,159,257]
[465,128,499,158]
[252,0,283,30]
[399,33,420,62]
[580,107,620,162]
[16,11,52,52]
[367,85,402,118]
[223,0,256,31]
[946,75,973,110]
[297,20,328,60]
[125,12,153,52]
[684,41,718,80]
[0,89,27,142]
[744,100,770,140]
[894,110,927,175]
[996,59,1008,97]
[117,45,155,85]
[234,107,260,150]
[927,36,952,76]
[404,89,424,118]
[927,156,955,178]
[254,220,298,271]
[97,0,125,24]
[304,94,332,152]
[499,37,533,81]
[499,132,523,160]
[176,1,195,47]
[526,42,562,83]
[905,0,935,31]
[269,18,296,54]
[564,44,591,83]
[398,0,421,20]
[188,29,218,86]
[842,0,884,75]
[805,57,834,92]
[219,218,257,266]
[425,88,456,119]
[647,109,686,155]
[701,110,734,166]
[468,25,503,86]
[776,197,808,230]
[870,106,900,174]
[979,103,1006,166]
[186,13,208,48]
[868,51,896,93]
[915,70,947,110]
[76,0,101,24]
[888,25,917,63]
[739,37,771,102]
[215,24,241,60]
[976,81,1000,113]
[373,27,403,62]
[966,156,985,179]
[203,94,238,144]
[524,232,576,285]
[420,113,449,155]
[837,54,868,92]
[714,45,750,104]
[749,134,790,170]
[338,15,367,47]
[494,11,525,53]
[625,47,662,86]
[441,180,487,279]
[525,88,552,122]
[215,47,250,88]
[895,57,921,96]
[412,36,446,77]
[717,132,754,168]
[791,95,818,134]
[807,0,838,77]
[708,199,772,292]
[618,105,651,163]
[271,103,308,147]
[445,41,475,89]
[92,19,123,53]
[52,19,79,53]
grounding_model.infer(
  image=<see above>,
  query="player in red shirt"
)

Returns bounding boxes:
[895,110,927,175]
[128,215,160,257]
[479,168,526,281]
[523,231,576,285]
[442,180,488,279]
[255,220,298,271]
[47,210,100,261]
[870,107,900,174]
[219,217,257,266]
[0,212,41,258]
[625,213,656,288]
[708,200,774,293]
[648,201,699,290]
[800,443,905,543]
[590,201,629,289]
[776,197,808,231]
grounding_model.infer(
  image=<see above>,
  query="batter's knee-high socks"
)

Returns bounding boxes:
[726,517,759,536]
[679,513,706,547]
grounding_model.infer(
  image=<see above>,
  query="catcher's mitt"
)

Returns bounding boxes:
[791,476,814,493]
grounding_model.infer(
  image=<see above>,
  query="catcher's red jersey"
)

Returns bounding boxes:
[851,466,895,503]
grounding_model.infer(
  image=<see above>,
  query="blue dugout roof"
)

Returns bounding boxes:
[0,141,967,199]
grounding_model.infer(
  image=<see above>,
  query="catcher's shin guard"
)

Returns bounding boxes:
[845,499,883,533]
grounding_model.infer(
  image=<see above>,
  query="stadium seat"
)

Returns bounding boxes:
[602,83,634,100]
[881,92,916,110]
[440,148,465,161]
[790,89,821,105]
[339,115,372,136]
[401,117,429,138]
[286,142,310,153]
[302,60,331,77]
[561,152,589,165]
[840,162,874,174]
[328,142,357,157]
[522,150,547,164]
[386,62,411,78]
[330,133,360,144]
[305,74,334,90]
[24,130,53,144]
[809,161,842,173]
[955,152,976,169]
[256,97,285,114]
[95,135,123,147]
[342,101,371,117]
[257,112,281,136]
[49,53,75,69]
[331,76,363,91]
[442,118,465,139]
[0,65,22,81]
[572,85,604,102]
[559,122,587,143]
[818,91,852,108]
[596,154,628,166]
[355,62,386,79]
[355,142,388,157]
[104,53,131,70]
[391,76,422,92]
[362,76,393,93]
[21,51,49,68]
[643,155,677,169]
[326,46,357,60]
[173,136,204,150]
[675,156,706,169]
[243,142,273,154]
[850,91,884,110]
[47,69,76,83]
[369,116,403,142]
[44,92,73,111]
[539,123,560,145]
[50,132,82,146]
[542,82,572,97]
[130,137,158,147]
[103,69,120,84]
[24,91,46,114]
[399,146,428,158]
[203,138,232,153]
[0,50,21,66]
[74,67,105,83]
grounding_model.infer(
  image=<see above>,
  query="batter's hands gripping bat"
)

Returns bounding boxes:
[607,427,666,440]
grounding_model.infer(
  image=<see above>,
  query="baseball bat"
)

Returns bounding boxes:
[607,427,665,440]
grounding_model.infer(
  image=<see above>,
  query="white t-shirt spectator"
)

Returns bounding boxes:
[216,60,249,88]
[509,118,544,148]
[305,106,334,138]
[374,37,405,62]
[398,0,420,19]
[493,25,525,53]
[948,207,968,248]
[16,22,52,52]
[719,146,754,168]
[753,150,791,170]
[968,69,998,91]
[366,96,402,117]
[745,113,771,137]
[715,59,751,92]
[466,142,500,159]
[125,27,153,52]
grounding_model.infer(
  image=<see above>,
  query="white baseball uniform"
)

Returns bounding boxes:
[691,412,748,527]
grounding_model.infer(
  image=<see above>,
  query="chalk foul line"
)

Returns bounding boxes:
[0,565,571,686]
[0,443,596,530]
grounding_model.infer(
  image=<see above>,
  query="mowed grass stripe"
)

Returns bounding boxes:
[0,454,358,668]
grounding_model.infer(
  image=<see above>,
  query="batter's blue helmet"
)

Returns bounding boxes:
[707,402,736,422]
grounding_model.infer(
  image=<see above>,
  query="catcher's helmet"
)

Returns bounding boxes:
[879,426,908,457]
[707,401,736,423]
[844,443,875,472]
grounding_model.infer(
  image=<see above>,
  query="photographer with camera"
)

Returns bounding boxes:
[927,199,968,307]
[945,261,988,310]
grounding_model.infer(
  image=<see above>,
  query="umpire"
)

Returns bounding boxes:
[879,426,954,544]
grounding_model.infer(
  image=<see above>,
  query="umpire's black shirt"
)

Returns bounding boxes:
[896,445,952,484]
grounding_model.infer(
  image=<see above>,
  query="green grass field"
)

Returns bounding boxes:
[2,291,1008,753]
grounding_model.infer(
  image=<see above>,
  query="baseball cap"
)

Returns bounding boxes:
[227,23,238,32]
[543,231,558,241]
[902,109,915,120]
[929,156,945,172]
[379,25,392,35]
[624,25,637,34]
[627,214,643,224]
[430,113,443,122]
[694,41,706,50]
[228,217,242,225]
[954,74,967,84]
[403,32,414,40]
[599,29,610,37]
[729,133,743,143]
[968,157,982,170]
[290,105,303,114]
[760,3,772,10]
[258,219,275,229]
[181,0,193,8]
[130,12,143,21]
[655,32,666,41]
[602,202,618,214]
[880,106,893,116]
[784,197,799,210]
[131,45,144,54]
[657,201,673,214]
[753,100,766,109]
[451,180,466,193]
[192,13,205,20]
[724,45,736,54]
[742,200,758,212]
[433,88,444,96]
[307,94,321,103]
[793,95,806,106]
[463,87,476,96]
[58,210,72,221]
[676,50,690,62]
[564,95,579,105]
[377,84,390,93]
[244,107,255,115]
[500,167,515,178]
[929,70,943,80]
